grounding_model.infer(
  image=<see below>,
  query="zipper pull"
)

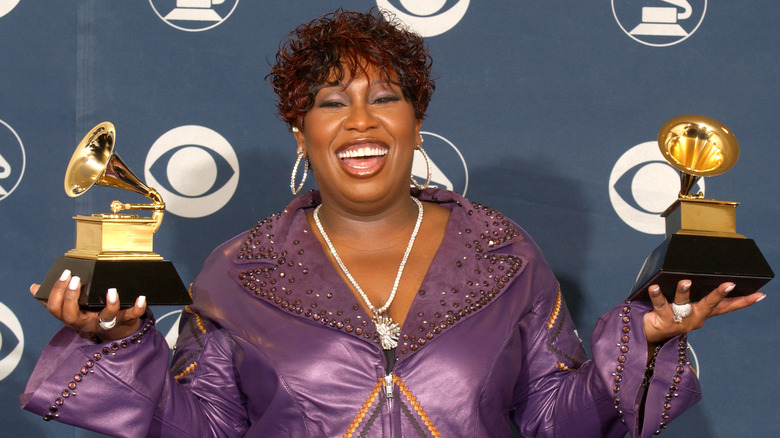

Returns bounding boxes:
[385,373,394,400]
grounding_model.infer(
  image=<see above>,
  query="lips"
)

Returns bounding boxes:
[336,142,389,177]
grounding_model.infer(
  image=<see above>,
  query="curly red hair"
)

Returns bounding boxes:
[269,10,435,128]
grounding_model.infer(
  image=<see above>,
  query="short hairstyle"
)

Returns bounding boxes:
[269,9,435,127]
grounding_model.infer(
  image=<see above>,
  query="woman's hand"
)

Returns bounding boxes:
[643,280,765,344]
[30,269,147,342]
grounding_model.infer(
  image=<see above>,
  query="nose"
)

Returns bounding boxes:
[343,101,378,132]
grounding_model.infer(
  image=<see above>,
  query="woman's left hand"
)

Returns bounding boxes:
[643,280,765,344]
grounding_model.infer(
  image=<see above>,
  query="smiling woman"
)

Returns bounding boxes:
[293,68,423,209]
[21,8,764,438]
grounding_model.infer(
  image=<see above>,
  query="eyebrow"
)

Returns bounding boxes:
[318,79,395,91]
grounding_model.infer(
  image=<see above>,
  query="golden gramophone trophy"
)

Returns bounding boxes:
[37,122,191,310]
[628,115,773,302]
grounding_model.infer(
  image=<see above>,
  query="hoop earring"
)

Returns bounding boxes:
[410,144,431,190]
[290,151,309,195]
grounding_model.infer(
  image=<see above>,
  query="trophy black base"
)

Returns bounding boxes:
[628,234,773,302]
[38,257,191,311]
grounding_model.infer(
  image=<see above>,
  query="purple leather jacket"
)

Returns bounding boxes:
[22,189,701,437]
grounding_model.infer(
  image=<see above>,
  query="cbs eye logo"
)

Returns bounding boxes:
[377,0,469,37]
[608,141,704,235]
[0,0,21,19]
[155,309,183,352]
[0,119,25,202]
[145,125,239,218]
[0,302,24,382]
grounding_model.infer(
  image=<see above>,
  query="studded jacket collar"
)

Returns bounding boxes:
[229,188,526,366]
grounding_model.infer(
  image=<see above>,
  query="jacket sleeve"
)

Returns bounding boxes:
[591,301,701,437]
[20,309,249,437]
[510,279,701,437]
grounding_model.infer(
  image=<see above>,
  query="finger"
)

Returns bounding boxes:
[60,276,84,325]
[644,285,673,343]
[699,282,735,314]
[45,269,72,317]
[120,295,147,321]
[648,284,669,313]
[99,293,145,340]
[673,279,692,304]
[710,291,765,317]
[97,288,121,330]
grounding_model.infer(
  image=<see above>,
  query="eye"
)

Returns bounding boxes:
[381,0,455,16]
[612,160,672,213]
[373,95,401,104]
[144,125,240,218]
[0,302,24,380]
[377,0,470,38]
[154,309,183,355]
[148,145,235,198]
[608,140,707,236]
[318,100,346,109]
[613,160,704,214]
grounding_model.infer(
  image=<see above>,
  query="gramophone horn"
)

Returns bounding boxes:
[64,122,164,231]
[658,115,740,197]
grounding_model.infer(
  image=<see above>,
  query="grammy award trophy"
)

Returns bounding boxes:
[37,122,191,310]
[628,115,773,302]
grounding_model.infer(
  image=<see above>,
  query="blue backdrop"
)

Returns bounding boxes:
[1,1,777,436]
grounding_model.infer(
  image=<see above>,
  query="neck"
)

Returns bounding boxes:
[312,194,420,250]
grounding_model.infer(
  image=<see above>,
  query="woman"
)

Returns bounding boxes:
[22,10,763,437]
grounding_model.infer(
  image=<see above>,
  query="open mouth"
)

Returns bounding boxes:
[337,144,389,176]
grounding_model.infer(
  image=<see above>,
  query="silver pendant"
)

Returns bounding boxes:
[373,313,401,350]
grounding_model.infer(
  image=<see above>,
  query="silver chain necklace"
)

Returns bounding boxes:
[313,196,423,350]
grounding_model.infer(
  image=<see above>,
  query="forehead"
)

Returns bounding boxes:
[322,61,398,89]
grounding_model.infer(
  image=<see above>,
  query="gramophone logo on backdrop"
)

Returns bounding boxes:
[0,302,24,382]
[612,0,707,47]
[149,0,239,32]
[608,141,705,235]
[145,125,239,218]
[415,131,469,196]
[0,0,20,18]
[377,0,469,37]
[0,119,26,202]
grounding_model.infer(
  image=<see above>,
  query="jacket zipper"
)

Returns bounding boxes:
[383,349,396,437]
[385,372,394,437]
[385,373,394,410]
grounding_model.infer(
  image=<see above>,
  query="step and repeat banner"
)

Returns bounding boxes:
[1,1,777,436]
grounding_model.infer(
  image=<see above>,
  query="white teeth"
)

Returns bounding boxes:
[338,146,388,159]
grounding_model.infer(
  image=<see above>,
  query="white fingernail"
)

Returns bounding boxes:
[725,284,736,294]
[756,294,766,303]
[682,281,691,291]
[68,276,80,290]
[137,295,146,308]
[107,288,118,304]
[59,269,71,281]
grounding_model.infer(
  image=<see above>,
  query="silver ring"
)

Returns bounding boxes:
[671,302,692,323]
[98,313,117,330]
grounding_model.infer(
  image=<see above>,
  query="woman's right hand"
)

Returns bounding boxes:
[30,269,147,342]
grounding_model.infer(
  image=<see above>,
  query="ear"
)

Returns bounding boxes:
[292,125,306,155]
[415,119,423,145]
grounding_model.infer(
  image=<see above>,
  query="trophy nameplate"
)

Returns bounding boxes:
[628,115,773,302]
[37,122,191,310]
